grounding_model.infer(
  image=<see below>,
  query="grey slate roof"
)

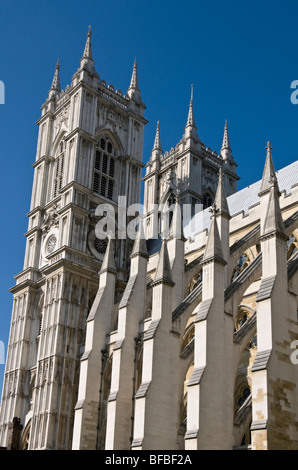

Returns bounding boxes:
[184,159,298,239]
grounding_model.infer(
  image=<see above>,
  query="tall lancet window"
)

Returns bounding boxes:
[93,136,116,201]
[53,140,65,198]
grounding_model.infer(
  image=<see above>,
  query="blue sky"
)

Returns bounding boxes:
[1,0,298,394]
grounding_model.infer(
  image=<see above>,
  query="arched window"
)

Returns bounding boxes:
[203,191,213,209]
[231,252,249,282]
[93,136,116,200]
[167,193,176,227]
[53,139,65,198]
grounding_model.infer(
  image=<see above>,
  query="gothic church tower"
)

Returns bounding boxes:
[0,28,146,450]
[143,89,239,239]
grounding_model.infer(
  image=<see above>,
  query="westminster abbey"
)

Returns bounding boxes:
[0,28,298,450]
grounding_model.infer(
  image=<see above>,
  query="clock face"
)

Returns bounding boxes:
[46,235,57,254]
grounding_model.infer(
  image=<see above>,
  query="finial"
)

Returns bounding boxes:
[209,203,220,218]
[266,141,272,154]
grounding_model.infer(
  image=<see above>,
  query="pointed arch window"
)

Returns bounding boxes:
[53,139,66,198]
[93,137,116,200]
[203,192,213,210]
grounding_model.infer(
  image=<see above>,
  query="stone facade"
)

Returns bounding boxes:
[0,28,297,450]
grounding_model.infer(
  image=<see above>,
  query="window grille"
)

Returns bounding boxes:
[93,137,116,200]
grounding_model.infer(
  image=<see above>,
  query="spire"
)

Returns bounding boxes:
[83,25,93,59]
[184,84,198,140]
[153,240,174,286]
[153,121,162,151]
[100,238,116,274]
[214,168,230,218]
[186,84,195,128]
[259,141,277,196]
[221,120,231,150]
[220,120,232,160]
[151,121,162,162]
[203,205,226,264]
[49,59,60,97]
[262,172,286,239]
[80,26,95,71]
[131,218,148,259]
[127,58,141,101]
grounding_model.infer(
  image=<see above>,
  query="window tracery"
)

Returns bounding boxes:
[202,191,213,209]
[93,136,116,201]
[53,139,65,198]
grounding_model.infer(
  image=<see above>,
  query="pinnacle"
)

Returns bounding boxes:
[153,239,174,286]
[153,121,162,151]
[214,168,230,218]
[130,58,139,89]
[100,238,116,274]
[131,218,148,259]
[79,26,95,73]
[259,141,278,196]
[203,208,226,264]
[50,59,60,93]
[185,84,196,129]
[128,58,141,100]
[262,175,286,238]
[221,120,231,150]
[169,199,185,241]
[220,120,233,160]
[83,25,93,59]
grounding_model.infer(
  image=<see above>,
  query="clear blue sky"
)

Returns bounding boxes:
[1,0,298,395]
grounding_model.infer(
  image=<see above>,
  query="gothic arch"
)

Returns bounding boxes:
[92,131,123,203]
[160,187,176,206]
[95,128,124,156]
[51,127,67,157]
[233,331,256,448]
[21,419,31,450]
[230,245,260,283]
[234,305,256,343]
[225,253,262,319]
[202,188,214,209]
[178,360,194,449]
[187,268,202,295]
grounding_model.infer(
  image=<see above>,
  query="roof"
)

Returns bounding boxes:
[184,159,298,239]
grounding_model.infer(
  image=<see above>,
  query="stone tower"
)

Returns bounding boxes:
[0,28,147,450]
[143,87,239,239]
